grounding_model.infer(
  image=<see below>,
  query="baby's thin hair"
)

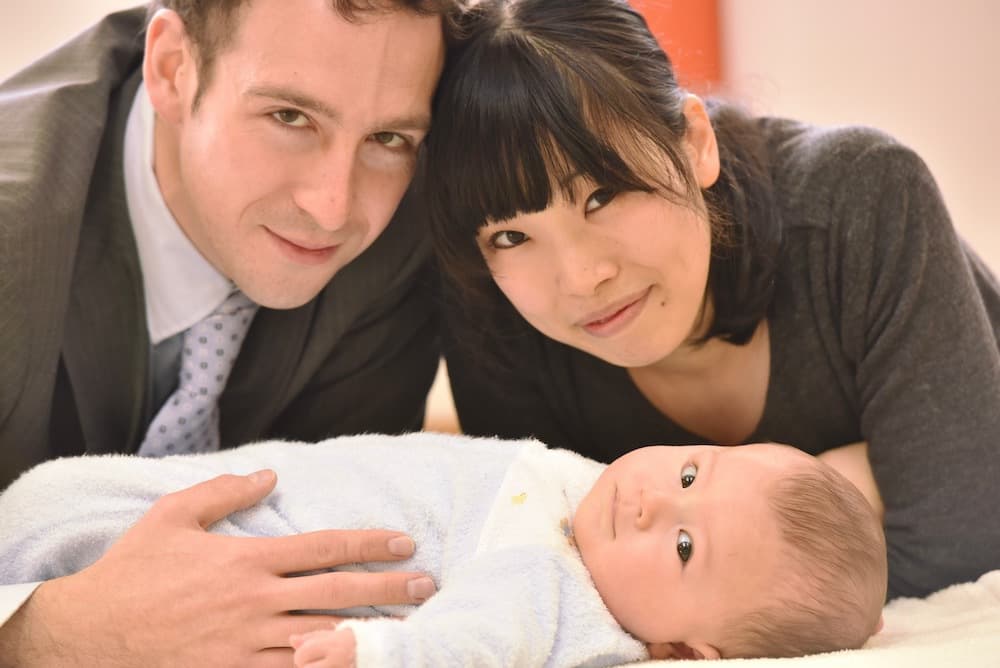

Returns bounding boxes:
[725,460,887,658]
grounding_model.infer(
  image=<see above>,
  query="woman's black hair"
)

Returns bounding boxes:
[425,0,781,364]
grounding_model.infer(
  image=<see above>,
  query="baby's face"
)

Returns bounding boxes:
[573,443,814,657]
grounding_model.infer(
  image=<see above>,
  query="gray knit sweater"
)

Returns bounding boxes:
[444,118,1000,600]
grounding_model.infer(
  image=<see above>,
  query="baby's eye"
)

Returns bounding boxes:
[584,188,617,213]
[680,464,697,488]
[677,530,693,563]
[271,109,309,128]
[489,230,528,249]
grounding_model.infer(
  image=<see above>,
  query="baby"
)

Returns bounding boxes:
[0,433,886,666]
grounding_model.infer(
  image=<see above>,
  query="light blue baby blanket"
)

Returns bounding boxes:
[0,432,645,667]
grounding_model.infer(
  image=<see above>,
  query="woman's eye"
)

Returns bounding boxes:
[272,109,309,128]
[372,132,407,149]
[680,464,697,488]
[489,230,528,249]
[584,188,617,213]
[677,530,693,563]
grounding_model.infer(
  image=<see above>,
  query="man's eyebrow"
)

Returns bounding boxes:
[378,114,432,134]
[244,85,431,133]
[246,85,339,120]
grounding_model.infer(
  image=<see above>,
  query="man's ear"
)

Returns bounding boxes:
[143,8,199,124]
[680,94,720,189]
[647,641,722,661]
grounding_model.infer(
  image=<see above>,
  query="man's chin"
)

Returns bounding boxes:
[238,282,326,310]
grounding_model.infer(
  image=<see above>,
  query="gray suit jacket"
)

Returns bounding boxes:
[0,8,440,489]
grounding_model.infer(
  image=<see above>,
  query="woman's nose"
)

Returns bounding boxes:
[555,234,619,297]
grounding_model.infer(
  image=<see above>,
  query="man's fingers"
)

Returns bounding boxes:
[280,570,436,610]
[152,470,277,528]
[261,529,416,572]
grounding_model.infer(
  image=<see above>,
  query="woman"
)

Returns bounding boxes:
[426,0,1000,600]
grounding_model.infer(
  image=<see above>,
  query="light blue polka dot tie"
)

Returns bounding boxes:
[138,291,259,456]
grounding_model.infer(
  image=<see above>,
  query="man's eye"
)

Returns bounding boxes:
[677,530,693,563]
[584,188,617,213]
[681,464,697,488]
[489,230,528,249]
[371,132,408,149]
[272,110,309,128]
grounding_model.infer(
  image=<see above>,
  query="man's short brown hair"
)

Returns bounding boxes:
[146,0,462,104]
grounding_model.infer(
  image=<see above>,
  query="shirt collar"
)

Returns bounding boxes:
[123,82,233,345]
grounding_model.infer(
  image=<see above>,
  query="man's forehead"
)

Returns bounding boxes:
[226,0,445,50]
[213,0,443,112]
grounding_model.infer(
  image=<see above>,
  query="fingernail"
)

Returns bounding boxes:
[248,469,274,485]
[407,576,436,601]
[289,634,302,647]
[388,536,415,557]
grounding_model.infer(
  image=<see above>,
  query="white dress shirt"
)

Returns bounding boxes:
[126,82,233,344]
[1,83,232,628]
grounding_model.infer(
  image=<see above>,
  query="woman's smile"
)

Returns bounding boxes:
[580,287,653,337]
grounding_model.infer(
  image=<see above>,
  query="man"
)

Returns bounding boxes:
[0,0,454,664]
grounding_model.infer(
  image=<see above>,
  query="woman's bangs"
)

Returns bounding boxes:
[437,34,656,231]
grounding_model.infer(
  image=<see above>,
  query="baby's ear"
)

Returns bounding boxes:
[646,641,721,660]
[874,615,885,634]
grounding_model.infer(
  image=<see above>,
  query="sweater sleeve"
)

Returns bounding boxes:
[340,546,645,668]
[441,286,579,449]
[825,136,1000,598]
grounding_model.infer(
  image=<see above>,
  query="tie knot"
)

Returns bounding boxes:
[138,290,259,457]
[215,290,256,317]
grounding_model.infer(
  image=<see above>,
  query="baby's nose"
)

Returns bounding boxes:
[635,487,673,530]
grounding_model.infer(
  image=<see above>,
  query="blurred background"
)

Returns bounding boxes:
[3,0,997,430]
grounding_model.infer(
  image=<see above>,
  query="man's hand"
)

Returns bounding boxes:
[0,470,435,668]
[291,626,357,668]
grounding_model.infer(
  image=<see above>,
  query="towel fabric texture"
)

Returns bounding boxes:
[4,432,999,666]
[0,432,645,667]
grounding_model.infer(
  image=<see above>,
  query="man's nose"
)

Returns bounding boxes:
[296,153,355,232]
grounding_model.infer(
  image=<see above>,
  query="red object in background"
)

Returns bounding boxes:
[630,0,722,93]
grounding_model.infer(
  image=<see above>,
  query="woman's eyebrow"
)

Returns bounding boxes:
[558,171,582,189]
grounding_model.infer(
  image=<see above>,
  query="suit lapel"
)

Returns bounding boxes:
[0,8,148,472]
[219,303,313,445]
[62,71,150,455]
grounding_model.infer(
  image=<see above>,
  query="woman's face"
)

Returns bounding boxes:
[476,96,720,369]
[478,184,712,367]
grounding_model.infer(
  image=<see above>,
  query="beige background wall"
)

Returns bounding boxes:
[0,2,142,82]
[720,0,999,271]
[3,1,997,428]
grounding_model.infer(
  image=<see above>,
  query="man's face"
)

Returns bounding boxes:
[573,443,814,657]
[156,0,445,308]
